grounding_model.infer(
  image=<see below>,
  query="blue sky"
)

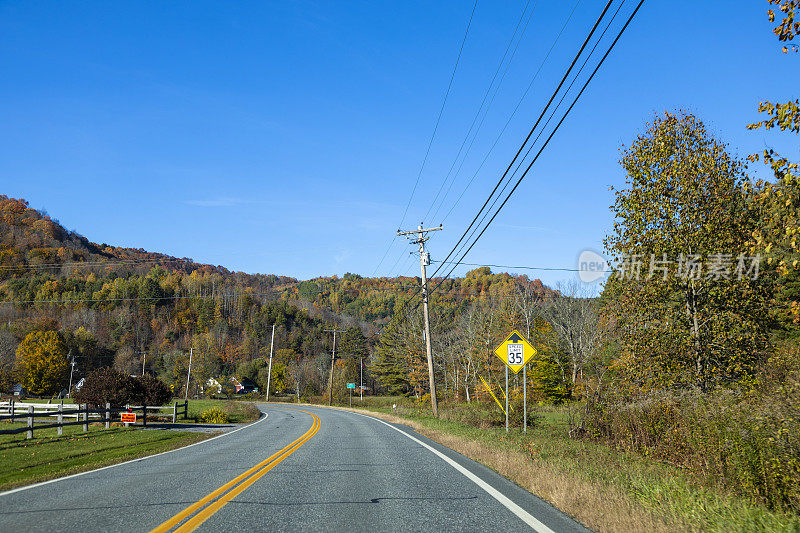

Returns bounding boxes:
[1,1,797,288]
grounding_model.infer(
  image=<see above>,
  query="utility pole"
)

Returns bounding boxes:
[266,324,276,401]
[359,357,363,402]
[397,223,443,418]
[67,352,76,398]
[184,347,193,401]
[140,351,147,377]
[325,329,345,406]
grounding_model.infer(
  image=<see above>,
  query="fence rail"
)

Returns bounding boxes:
[0,400,189,439]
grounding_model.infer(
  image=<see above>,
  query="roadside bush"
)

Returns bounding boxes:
[581,381,800,513]
[135,374,172,406]
[74,367,140,408]
[73,367,172,408]
[200,407,229,424]
[506,396,541,429]
[487,396,540,429]
[440,401,495,429]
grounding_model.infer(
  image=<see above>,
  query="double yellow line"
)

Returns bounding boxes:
[151,409,320,533]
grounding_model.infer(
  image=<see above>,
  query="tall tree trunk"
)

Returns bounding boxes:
[690,278,703,388]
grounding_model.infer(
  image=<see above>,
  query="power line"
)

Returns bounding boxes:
[437,0,581,226]
[0,284,430,306]
[372,0,479,276]
[430,260,609,273]
[430,0,645,301]
[444,0,626,270]
[422,0,537,224]
[428,0,616,284]
[397,0,479,230]
[387,0,619,324]
[0,257,194,271]
[0,282,572,307]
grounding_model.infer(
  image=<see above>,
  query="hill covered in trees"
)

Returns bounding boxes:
[0,194,559,401]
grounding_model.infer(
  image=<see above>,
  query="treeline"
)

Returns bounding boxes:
[0,195,560,405]
[0,196,348,397]
[369,268,575,405]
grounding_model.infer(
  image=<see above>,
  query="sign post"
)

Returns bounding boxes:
[523,365,527,433]
[493,330,537,433]
[505,365,509,432]
[346,382,355,407]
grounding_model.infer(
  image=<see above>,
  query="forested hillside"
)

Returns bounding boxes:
[0,195,561,401]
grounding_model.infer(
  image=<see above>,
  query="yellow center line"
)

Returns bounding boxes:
[150,408,320,533]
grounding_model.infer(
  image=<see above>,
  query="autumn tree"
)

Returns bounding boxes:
[747,1,800,328]
[604,112,770,391]
[15,330,69,395]
[0,330,18,393]
[538,281,600,388]
[371,316,411,395]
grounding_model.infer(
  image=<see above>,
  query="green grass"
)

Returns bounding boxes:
[184,399,261,424]
[7,398,75,404]
[0,423,211,491]
[351,399,800,533]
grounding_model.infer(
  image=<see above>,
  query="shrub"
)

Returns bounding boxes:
[486,396,540,429]
[74,367,172,408]
[580,383,800,513]
[135,374,172,406]
[74,367,141,408]
[200,407,229,424]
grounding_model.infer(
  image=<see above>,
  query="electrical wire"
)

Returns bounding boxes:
[422,0,537,224]
[427,0,615,283]
[372,0,479,277]
[444,0,626,271]
[430,260,610,273]
[429,0,645,302]
[436,0,582,226]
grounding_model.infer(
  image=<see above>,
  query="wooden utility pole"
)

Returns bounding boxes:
[325,329,345,406]
[266,324,276,401]
[184,347,193,401]
[67,352,76,398]
[397,223,443,417]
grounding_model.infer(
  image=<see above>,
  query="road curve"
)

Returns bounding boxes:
[0,404,590,532]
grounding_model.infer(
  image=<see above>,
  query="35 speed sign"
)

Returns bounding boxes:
[507,343,524,365]
[493,330,536,374]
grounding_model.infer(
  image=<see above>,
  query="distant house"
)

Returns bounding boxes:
[231,376,259,394]
[205,377,223,395]
[12,384,25,396]
[205,376,259,395]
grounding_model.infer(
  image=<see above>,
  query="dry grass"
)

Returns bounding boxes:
[347,408,687,533]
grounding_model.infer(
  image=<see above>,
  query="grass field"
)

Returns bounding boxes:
[0,423,211,491]
[343,397,800,533]
[184,399,261,424]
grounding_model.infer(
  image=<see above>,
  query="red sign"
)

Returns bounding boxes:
[120,412,136,423]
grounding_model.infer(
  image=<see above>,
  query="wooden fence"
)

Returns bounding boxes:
[0,400,189,439]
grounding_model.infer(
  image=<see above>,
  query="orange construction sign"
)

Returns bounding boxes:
[120,412,136,423]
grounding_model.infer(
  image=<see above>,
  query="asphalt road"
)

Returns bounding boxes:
[0,405,591,532]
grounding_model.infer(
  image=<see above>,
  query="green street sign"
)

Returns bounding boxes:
[346,383,356,389]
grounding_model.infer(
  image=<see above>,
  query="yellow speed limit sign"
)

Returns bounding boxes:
[493,330,536,374]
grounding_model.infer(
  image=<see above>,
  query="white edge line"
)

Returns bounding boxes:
[344,409,556,533]
[0,410,269,497]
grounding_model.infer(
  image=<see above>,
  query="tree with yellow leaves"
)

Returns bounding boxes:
[15,330,69,395]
